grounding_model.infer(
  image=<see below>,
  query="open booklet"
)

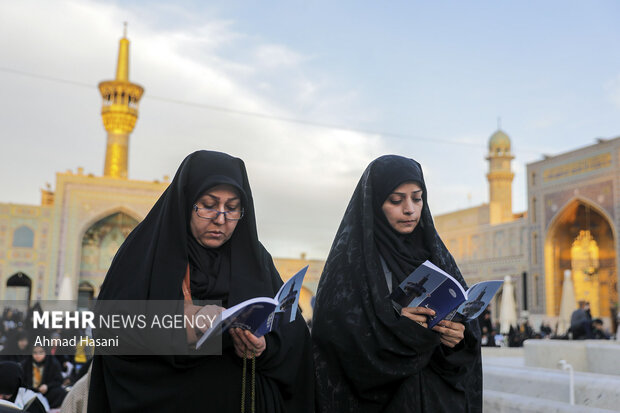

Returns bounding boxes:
[196,265,308,349]
[390,260,503,328]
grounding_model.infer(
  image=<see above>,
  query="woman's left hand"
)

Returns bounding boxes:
[230,328,266,358]
[432,320,465,348]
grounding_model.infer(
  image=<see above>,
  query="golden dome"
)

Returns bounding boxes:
[489,129,511,152]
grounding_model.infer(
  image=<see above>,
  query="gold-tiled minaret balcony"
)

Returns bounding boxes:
[98,25,144,179]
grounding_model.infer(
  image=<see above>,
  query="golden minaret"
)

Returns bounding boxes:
[486,128,515,224]
[99,24,144,178]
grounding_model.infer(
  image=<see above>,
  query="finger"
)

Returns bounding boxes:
[435,327,463,341]
[234,345,245,358]
[243,330,262,348]
[403,307,436,317]
[246,334,265,353]
[230,329,247,349]
[439,336,456,348]
[232,337,249,357]
[254,337,266,353]
[438,320,465,331]
[400,310,428,323]
[237,329,256,351]
[406,314,427,323]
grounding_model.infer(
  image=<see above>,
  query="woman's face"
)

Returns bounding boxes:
[381,181,423,234]
[190,184,241,248]
[32,346,46,363]
[17,337,28,350]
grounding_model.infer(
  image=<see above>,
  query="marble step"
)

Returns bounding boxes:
[483,363,620,411]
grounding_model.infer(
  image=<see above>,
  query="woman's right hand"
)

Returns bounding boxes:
[184,303,224,344]
[194,305,224,334]
[401,306,435,328]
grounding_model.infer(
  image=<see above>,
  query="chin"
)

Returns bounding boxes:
[200,239,227,248]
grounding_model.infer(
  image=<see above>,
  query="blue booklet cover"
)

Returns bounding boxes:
[196,265,308,348]
[390,260,503,328]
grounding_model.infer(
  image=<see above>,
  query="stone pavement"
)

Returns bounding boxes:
[482,343,620,412]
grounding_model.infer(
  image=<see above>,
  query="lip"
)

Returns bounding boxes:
[205,231,225,237]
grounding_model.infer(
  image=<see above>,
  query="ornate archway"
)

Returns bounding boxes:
[79,212,139,294]
[544,199,617,318]
[5,272,32,308]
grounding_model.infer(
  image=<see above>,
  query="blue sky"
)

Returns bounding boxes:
[1,1,619,258]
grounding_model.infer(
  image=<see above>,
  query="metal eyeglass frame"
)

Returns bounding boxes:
[192,204,244,221]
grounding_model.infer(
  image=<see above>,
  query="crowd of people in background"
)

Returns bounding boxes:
[478,302,620,348]
[0,297,618,410]
[0,305,92,412]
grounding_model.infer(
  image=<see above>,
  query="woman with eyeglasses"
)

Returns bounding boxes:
[312,155,482,413]
[88,151,314,413]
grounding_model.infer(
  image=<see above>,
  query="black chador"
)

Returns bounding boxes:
[88,151,314,413]
[312,155,482,412]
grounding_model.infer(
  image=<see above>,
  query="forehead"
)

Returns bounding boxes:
[390,181,423,193]
[198,184,240,200]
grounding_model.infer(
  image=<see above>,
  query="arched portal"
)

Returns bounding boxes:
[544,200,617,318]
[79,212,139,294]
[5,272,32,308]
[78,282,95,310]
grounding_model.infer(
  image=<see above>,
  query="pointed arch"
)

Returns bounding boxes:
[544,197,617,318]
[79,209,141,292]
[5,272,32,306]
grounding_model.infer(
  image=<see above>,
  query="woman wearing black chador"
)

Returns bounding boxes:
[88,151,313,413]
[312,155,482,412]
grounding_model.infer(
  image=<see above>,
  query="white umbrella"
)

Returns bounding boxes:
[54,274,76,312]
[57,274,74,301]
[499,275,517,334]
[557,269,576,336]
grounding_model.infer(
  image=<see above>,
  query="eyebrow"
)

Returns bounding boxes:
[202,194,240,202]
[391,190,423,196]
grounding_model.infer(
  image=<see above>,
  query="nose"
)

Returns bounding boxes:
[213,210,227,224]
[403,199,414,215]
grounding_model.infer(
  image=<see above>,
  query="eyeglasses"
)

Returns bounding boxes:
[192,205,244,221]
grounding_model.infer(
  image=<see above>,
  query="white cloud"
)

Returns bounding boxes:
[606,74,620,111]
[0,0,383,259]
[253,44,308,68]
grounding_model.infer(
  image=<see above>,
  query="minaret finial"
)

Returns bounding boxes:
[99,32,144,179]
[123,22,128,38]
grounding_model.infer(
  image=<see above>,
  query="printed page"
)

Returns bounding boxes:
[454,280,503,321]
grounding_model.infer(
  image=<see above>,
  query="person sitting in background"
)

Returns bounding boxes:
[539,321,552,338]
[20,346,67,409]
[570,301,592,339]
[0,361,48,413]
[592,319,610,340]
[0,330,30,364]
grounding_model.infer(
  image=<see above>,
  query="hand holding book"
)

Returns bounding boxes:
[390,260,503,329]
[196,265,309,349]
[230,327,266,358]
[431,320,465,348]
[400,306,435,328]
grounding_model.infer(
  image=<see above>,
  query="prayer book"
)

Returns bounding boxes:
[196,265,308,349]
[390,260,503,328]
